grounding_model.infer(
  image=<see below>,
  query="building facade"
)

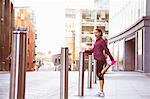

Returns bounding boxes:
[109,0,150,73]
[14,7,36,71]
[0,0,14,71]
[65,9,77,70]
[81,9,109,70]
[81,9,109,50]
[65,8,109,70]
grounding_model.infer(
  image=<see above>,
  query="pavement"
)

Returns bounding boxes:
[0,70,150,99]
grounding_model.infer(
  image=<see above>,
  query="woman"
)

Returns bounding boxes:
[84,28,116,97]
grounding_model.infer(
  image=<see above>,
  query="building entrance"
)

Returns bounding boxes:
[125,38,135,71]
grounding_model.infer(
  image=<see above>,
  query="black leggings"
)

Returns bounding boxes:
[96,60,105,80]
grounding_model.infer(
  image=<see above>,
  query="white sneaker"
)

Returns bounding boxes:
[97,92,105,97]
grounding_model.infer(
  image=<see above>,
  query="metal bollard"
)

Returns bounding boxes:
[9,31,27,99]
[60,47,68,99]
[93,59,97,84]
[87,55,92,88]
[78,52,85,96]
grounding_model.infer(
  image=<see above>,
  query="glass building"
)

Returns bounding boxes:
[109,0,150,73]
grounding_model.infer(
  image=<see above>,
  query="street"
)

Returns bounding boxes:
[0,70,150,99]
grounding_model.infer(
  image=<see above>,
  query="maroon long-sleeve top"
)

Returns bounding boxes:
[85,36,114,64]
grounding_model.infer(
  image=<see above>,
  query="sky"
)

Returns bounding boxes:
[14,0,95,54]
[32,1,66,54]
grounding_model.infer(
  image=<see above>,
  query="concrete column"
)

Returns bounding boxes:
[135,33,138,71]
[143,27,150,73]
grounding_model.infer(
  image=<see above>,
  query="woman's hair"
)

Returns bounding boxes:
[95,28,103,36]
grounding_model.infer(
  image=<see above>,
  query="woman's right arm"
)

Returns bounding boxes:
[84,48,94,55]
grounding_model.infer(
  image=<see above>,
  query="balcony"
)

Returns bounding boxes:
[82,19,95,26]
[82,19,107,26]
[82,19,94,23]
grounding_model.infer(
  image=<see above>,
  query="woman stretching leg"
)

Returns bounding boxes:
[85,28,116,97]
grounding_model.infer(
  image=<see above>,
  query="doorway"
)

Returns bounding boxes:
[125,38,135,71]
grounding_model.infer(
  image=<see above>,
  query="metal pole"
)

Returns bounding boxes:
[93,59,97,84]
[78,52,84,96]
[87,55,92,88]
[60,47,68,99]
[9,31,27,99]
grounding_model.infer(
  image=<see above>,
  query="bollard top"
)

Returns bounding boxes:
[13,31,28,34]
[79,51,84,54]
[79,50,85,54]
[61,47,68,49]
